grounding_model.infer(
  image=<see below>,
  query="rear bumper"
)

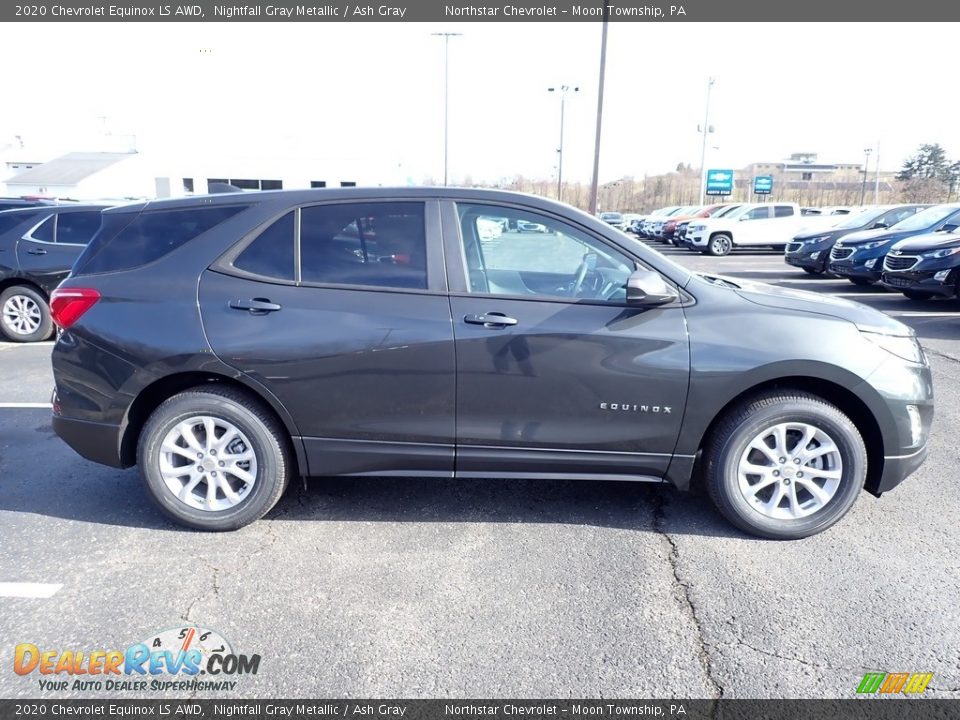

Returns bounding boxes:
[52,413,126,468]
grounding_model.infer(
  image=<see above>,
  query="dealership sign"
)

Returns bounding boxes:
[753,175,774,194]
[705,169,734,196]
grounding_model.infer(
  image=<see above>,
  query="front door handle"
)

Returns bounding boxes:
[27,248,48,255]
[464,312,518,327]
[229,298,282,314]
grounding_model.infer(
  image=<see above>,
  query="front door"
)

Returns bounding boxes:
[446,202,690,480]
[199,200,456,477]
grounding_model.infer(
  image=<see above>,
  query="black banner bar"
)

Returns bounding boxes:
[1,700,958,720]
[2,0,959,22]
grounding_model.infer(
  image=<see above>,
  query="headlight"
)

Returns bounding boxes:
[925,246,960,259]
[862,239,891,250]
[861,331,925,364]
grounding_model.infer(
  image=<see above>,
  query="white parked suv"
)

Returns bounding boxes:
[686,202,828,256]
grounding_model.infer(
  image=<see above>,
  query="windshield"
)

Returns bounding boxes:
[712,204,742,218]
[835,207,885,229]
[890,204,960,231]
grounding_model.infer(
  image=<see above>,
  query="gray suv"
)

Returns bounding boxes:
[49,188,933,539]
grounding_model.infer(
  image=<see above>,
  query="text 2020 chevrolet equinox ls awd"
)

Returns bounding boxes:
[49,189,933,538]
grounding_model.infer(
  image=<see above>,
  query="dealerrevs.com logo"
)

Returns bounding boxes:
[14,625,260,693]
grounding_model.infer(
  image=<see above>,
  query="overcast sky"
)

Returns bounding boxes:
[1,21,957,185]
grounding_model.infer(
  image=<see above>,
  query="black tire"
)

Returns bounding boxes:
[704,391,866,540]
[708,233,733,256]
[902,290,936,301]
[137,385,292,531]
[849,277,875,286]
[802,267,824,276]
[0,285,53,343]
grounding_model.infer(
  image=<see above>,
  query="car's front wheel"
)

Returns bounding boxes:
[0,285,53,343]
[138,386,291,531]
[707,234,733,256]
[704,391,866,539]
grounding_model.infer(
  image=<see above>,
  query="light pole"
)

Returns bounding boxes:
[698,77,716,206]
[431,32,462,186]
[589,16,608,215]
[548,85,578,202]
[874,140,881,204]
[859,147,873,205]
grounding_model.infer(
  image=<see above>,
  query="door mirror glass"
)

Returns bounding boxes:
[626,270,679,306]
[871,221,888,230]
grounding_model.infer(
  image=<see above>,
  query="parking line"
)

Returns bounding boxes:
[0,341,55,348]
[0,583,63,599]
[0,403,52,409]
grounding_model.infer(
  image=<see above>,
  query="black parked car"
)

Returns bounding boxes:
[0,204,108,342]
[828,204,960,285]
[880,228,960,300]
[785,205,926,276]
[50,189,932,539]
[0,197,61,213]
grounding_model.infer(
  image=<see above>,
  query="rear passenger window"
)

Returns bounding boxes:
[76,205,248,275]
[774,206,795,218]
[299,202,426,289]
[55,212,102,245]
[30,215,55,242]
[233,213,295,281]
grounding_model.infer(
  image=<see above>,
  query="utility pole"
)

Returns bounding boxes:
[588,16,608,215]
[860,147,873,206]
[874,140,881,204]
[431,32,462,186]
[698,77,715,206]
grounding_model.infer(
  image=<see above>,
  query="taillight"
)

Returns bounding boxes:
[50,288,100,329]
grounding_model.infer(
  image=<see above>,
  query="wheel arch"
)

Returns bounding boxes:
[119,370,306,477]
[669,375,886,496]
[0,276,47,299]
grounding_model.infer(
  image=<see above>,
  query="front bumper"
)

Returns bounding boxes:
[880,268,959,297]
[785,248,829,272]
[828,256,884,281]
[871,444,928,496]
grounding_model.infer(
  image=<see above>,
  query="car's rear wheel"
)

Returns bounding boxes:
[704,391,866,540]
[902,290,936,301]
[0,285,53,343]
[138,386,291,531]
[708,234,732,256]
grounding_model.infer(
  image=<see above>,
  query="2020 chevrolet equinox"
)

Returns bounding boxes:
[49,189,933,538]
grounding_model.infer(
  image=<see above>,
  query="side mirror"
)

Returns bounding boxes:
[871,221,888,230]
[626,270,679,306]
[941,223,959,233]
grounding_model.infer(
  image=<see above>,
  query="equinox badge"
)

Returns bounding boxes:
[599,402,672,413]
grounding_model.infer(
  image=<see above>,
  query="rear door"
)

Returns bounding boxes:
[17,210,102,294]
[199,199,457,478]
[734,205,773,246]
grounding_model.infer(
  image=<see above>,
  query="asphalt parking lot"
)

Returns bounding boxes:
[1,245,959,700]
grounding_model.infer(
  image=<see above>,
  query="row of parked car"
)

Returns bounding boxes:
[625,201,960,303]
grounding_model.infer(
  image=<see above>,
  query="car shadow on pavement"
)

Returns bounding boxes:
[0,463,742,539]
[264,476,744,540]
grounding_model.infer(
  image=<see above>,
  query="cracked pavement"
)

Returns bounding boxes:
[2,248,960,699]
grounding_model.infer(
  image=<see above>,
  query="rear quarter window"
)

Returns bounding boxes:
[75,205,248,275]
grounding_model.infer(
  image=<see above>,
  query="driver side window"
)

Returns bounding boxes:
[457,204,634,302]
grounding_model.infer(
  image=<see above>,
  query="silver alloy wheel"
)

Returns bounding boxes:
[737,422,843,520]
[158,416,258,512]
[2,294,42,336]
[712,236,731,255]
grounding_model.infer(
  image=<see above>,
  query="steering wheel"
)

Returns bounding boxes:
[571,253,598,297]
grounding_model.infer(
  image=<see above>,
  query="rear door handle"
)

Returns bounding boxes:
[464,312,518,327]
[27,248,48,255]
[229,298,282,314]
